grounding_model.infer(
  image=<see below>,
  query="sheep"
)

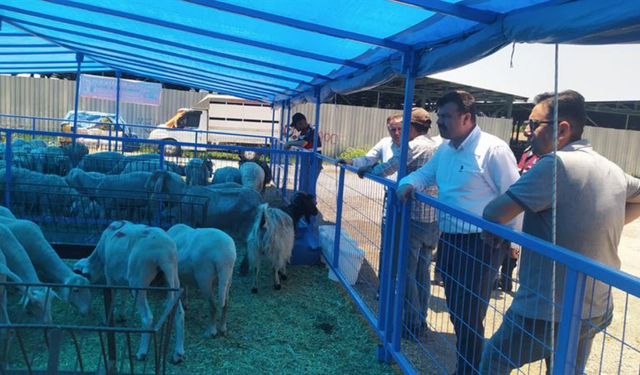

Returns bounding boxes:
[27,146,72,175]
[0,244,23,326]
[0,223,54,323]
[167,224,236,338]
[148,171,262,238]
[239,159,272,189]
[74,221,185,364]
[0,167,93,218]
[0,215,92,315]
[62,143,89,168]
[93,172,156,221]
[211,166,241,185]
[78,151,124,173]
[247,204,295,293]
[29,139,48,149]
[185,158,213,186]
[65,168,104,197]
[239,162,266,193]
[109,153,183,175]
[239,191,319,276]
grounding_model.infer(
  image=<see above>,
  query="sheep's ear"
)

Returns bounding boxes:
[153,173,165,194]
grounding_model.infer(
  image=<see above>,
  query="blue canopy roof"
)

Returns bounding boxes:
[1,0,639,104]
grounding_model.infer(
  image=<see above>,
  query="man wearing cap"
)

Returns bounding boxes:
[284,113,322,152]
[357,108,442,339]
[479,90,640,374]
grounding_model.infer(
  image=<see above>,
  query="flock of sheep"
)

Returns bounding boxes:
[0,137,320,365]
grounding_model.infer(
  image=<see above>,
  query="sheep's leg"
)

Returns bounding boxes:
[278,266,288,281]
[248,245,260,294]
[197,278,218,338]
[273,267,281,290]
[160,261,184,364]
[133,290,153,361]
[217,264,234,336]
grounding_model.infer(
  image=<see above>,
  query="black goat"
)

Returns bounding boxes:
[239,191,319,276]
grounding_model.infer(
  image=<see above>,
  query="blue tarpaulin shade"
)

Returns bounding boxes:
[1,0,639,104]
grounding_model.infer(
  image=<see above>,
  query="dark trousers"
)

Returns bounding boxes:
[439,233,506,375]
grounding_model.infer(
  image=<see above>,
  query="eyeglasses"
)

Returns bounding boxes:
[525,119,554,132]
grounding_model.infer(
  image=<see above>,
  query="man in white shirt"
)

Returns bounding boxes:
[397,91,521,375]
[338,113,403,179]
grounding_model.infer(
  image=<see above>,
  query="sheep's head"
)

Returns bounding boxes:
[73,257,103,284]
[21,287,55,324]
[61,274,92,316]
[292,192,319,222]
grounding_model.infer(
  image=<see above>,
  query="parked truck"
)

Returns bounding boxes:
[148,94,280,158]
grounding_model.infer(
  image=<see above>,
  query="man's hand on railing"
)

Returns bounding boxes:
[480,230,506,249]
[357,165,372,179]
[337,158,354,166]
[396,184,414,203]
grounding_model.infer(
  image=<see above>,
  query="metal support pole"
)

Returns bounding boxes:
[552,269,587,375]
[194,131,198,158]
[4,132,12,209]
[269,104,276,176]
[114,70,121,153]
[281,101,291,198]
[389,49,418,356]
[72,53,84,149]
[275,102,285,190]
[332,167,346,269]
[310,89,321,196]
[377,192,398,363]
[31,117,36,139]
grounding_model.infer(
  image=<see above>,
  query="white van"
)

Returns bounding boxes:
[148,95,280,158]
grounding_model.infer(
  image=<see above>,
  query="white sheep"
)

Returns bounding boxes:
[239,162,265,193]
[185,158,213,186]
[211,166,242,185]
[78,151,124,174]
[0,243,23,329]
[74,221,185,364]
[167,224,236,338]
[0,215,92,315]
[247,204,294,293]
[65,168,105,197]
[0,223,54,323]
[93,172,156,221]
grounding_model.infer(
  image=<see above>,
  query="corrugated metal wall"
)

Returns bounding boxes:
[3,76,637,175]
[294,102,513,157]
[0,75,207,137]
[584,126,640,176]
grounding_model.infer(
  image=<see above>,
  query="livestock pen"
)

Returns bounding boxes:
[2,1,640,375]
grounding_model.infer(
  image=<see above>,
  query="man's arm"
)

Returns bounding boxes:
[625,174,640,224]
[486,143,520,194]
[349,139,387,168]
[484,194,525,224]
[284,139,308,150]
[396,148,440,202]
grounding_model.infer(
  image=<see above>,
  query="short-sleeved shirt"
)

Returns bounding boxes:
[351,137,396,180]
[299,127,322,153]
[372,134,442,223]
[507,139,640,320]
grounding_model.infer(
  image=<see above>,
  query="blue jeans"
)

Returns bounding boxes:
[479,308,613,375]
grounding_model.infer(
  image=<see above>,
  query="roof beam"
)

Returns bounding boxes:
[9,16,314,88]
[42,34,300,94]
[7,19,311,93]
[185,0,410,52]
[0,6,328,81]
[77,51,285,97]
[393,0,499,24]
[44,0,366,69]
[0,50,72,55]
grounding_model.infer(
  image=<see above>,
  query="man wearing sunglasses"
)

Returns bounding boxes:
[480,90,640,374]
[397,91,521,375]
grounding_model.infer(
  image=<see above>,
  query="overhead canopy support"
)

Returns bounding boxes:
[185,0,411,52]
[394,0,499,24]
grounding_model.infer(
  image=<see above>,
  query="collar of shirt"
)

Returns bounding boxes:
[447,124,481,151]
[561,139,591,152]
